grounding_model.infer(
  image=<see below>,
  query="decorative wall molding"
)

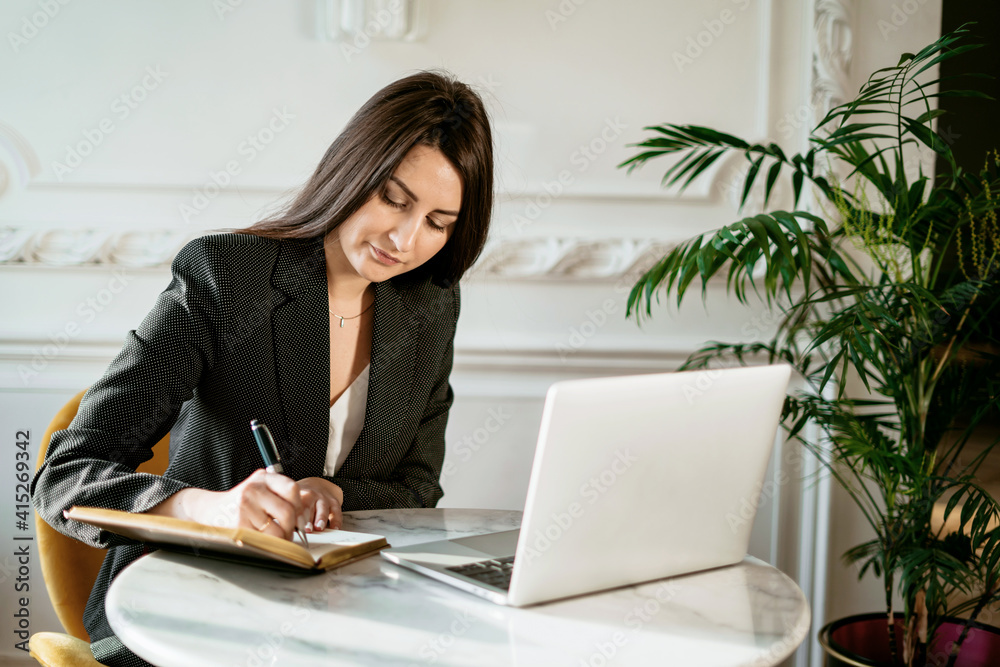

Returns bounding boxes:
[0,121,40,200]
[0,227,192,267]
[318,0,428,42]
[812,0,855,125]
[0,228,680,282]
[468,238,675,281]
[798,3,856,667]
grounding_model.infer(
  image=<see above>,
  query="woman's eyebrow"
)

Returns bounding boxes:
[390,176,460,216]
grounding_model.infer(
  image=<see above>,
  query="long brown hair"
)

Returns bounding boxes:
[238,70,494,287]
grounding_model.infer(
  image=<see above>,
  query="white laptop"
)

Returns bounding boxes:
[380,363,792,607]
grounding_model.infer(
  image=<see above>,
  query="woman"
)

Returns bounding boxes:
[31,70,493,667]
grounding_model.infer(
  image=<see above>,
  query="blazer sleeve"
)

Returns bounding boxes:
[30,238,222,549]
[329,284,458,510]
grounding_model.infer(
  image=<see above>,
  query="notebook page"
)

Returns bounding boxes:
[293,529,386,560]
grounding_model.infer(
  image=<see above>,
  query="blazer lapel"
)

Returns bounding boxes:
[268,236,426,481]
[339,279,423,477]
[269,237,330,479]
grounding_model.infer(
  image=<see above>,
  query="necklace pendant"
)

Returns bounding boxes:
[339,317,345,328]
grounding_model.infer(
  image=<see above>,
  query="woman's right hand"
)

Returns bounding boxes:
[148,469,308,541]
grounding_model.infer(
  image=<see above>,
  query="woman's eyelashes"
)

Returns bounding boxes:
[380,192,405,209]
[381,191,448,232]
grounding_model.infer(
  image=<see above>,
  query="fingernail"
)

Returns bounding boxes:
[316,519,325,530]
[305,521,313,532]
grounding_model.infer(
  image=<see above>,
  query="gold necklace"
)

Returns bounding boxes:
[328,293,374,328]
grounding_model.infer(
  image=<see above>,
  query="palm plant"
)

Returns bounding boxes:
[619,26,1000,667]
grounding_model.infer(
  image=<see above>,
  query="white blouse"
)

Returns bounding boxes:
[323,363,370,476]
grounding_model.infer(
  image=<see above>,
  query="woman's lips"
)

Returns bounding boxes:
[369,244,400,265]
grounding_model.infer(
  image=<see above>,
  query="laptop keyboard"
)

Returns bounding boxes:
[446,555,516,590]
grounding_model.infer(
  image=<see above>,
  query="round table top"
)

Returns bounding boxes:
[107,508,810,667]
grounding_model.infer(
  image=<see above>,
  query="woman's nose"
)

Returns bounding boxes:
[389,214,421,252]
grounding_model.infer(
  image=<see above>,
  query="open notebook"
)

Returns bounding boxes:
[64,506,388,571]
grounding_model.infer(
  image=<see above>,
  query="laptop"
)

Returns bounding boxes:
[380,363,792,607]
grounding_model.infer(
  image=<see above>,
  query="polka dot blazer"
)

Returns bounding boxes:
[30,232,459,666]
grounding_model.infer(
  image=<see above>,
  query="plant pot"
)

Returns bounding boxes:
[818,613,1000,667]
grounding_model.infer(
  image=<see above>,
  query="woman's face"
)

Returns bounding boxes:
[332,144,463,283]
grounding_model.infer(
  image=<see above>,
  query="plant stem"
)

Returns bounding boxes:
[929,294,977,388]
[944,592,993,667]
[886,570,900,666]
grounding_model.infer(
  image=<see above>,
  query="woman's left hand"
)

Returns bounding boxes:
[297,477,344,532]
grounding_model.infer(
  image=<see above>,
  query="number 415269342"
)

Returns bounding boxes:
[15,431,31,525]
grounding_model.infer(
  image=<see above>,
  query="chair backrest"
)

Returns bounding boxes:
[34,388,170,641]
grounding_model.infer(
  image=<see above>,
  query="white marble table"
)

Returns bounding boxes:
[106,509,810,667]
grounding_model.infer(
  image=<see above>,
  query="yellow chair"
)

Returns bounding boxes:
[29,389,170,667]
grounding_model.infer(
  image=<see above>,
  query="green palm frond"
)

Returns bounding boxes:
[625,210,845,318]
[618,25,1000,665]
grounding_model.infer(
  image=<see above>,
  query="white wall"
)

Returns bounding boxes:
[0,1,943,665]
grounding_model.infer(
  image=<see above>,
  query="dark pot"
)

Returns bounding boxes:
[818,613,1000,667]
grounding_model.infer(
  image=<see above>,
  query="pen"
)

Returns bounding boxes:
[249,419,309,547]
